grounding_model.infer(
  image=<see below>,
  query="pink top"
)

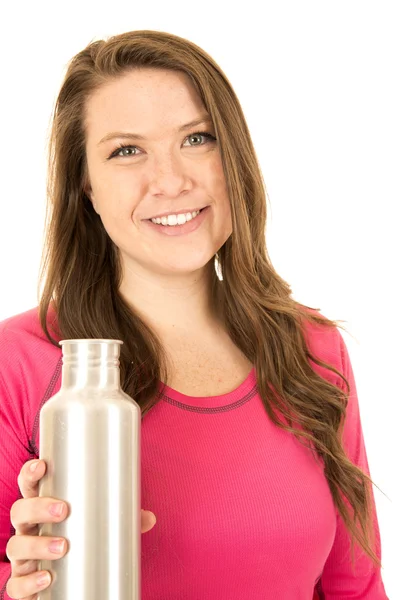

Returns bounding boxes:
[0,306,388,599]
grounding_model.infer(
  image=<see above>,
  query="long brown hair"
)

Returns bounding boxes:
[38,30,386,570]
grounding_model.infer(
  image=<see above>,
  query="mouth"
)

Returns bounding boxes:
[143,205,211,236]
[145,206,208,221]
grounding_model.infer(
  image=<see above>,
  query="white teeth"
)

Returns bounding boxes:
[151,210,201,226]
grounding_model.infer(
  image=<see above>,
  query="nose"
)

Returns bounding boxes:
[147,152,192,197]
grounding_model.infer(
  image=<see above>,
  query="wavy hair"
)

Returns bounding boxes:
[38,29,386,570]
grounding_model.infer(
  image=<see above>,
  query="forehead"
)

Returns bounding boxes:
[84,68,206,137]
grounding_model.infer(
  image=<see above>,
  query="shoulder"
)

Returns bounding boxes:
[299,306,348,387]
[0,304,61,369]
[0,303,59,343]
[0,305,62,447]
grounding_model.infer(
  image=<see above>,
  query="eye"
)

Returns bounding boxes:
[108,131,217,160]
[183,132,216,147]
[110,145,138,159]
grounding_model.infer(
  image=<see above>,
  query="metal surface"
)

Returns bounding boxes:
[38,339,141,599]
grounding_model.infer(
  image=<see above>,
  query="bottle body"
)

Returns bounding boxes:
[37,339,141,600]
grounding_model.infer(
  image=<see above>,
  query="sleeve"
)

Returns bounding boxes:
[0,359,34,600]
[315,329,389,599]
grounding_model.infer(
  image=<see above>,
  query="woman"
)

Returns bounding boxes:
[0,30,388,599]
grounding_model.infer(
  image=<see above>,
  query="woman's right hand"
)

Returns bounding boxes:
[5,459,157,599]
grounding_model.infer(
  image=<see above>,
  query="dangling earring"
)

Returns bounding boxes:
[214,252,223,281]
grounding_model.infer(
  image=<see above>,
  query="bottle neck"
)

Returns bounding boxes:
[61,363,121,390]
[60,340,123,391]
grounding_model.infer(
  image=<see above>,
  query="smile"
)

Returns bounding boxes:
[144,206,210,237]
[150,209,201,226]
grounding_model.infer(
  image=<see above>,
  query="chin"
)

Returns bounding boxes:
[155,253,216,275]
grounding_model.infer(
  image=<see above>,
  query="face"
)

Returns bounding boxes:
[84,68,232,281]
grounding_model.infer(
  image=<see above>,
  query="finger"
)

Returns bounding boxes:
[141,509,156,533]
[7,534,67,563]
[10,558,38,579]
[6,569,51,599]
[11,497,68,535]
[17,460,46,499]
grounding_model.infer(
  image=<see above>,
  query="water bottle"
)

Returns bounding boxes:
[37,339,141,599]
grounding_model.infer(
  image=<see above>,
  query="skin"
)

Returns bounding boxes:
[84,67,233,339]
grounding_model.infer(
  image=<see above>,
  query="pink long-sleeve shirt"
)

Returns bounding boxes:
[0,305,388,599]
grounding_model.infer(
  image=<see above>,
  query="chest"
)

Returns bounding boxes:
[141,399,335,596]
[161,332,253,397]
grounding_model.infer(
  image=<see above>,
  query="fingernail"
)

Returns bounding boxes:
[37,571,51,587]
[49,538,65,554]
[30,461,39,473]
[49,502,64,516]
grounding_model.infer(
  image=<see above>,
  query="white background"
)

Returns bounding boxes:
[0,1,398,596]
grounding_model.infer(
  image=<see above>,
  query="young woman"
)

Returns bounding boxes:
[0,29,388,599]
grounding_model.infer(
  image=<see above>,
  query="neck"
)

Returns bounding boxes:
[118,259,224,338]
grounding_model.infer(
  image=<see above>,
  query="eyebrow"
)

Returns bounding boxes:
[97,115,213,145]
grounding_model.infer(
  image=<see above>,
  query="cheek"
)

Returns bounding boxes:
[208,159,230,199]
[92,173,141,221]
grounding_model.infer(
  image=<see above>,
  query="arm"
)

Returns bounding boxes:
[0,366,33,600]
[316,330,389,599]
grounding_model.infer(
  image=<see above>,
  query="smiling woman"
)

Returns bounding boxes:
[0,29,389,600]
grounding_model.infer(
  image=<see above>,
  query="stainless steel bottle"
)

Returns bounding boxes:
[37,339,141,600]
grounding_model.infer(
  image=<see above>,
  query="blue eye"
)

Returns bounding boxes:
[108,131,217,160]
